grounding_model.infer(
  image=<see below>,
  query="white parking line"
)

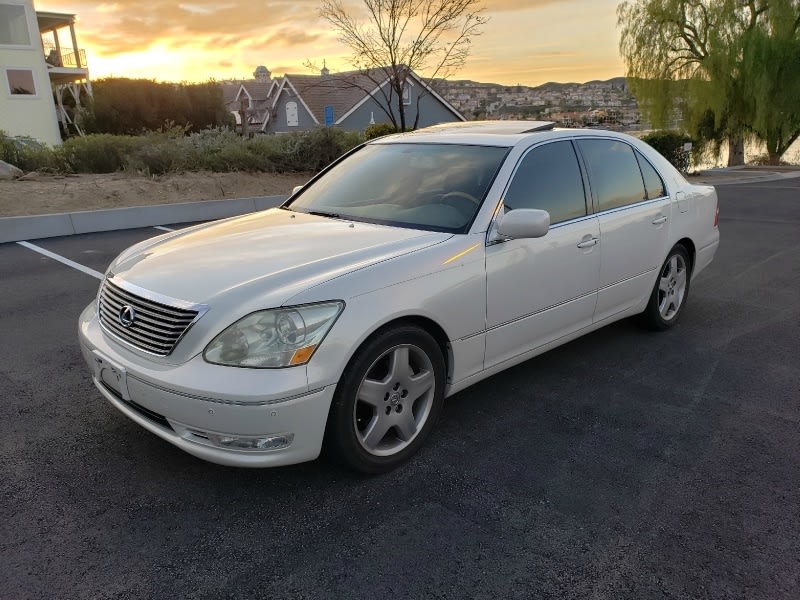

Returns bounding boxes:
[16,241,104,280]
[153,226,175,232]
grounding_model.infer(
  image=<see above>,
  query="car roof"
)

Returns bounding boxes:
[412,120,556,135]
[370,122,645,151]
[370,121,553,147]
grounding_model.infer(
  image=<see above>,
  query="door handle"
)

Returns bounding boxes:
[652,215,668,225]
[576,237,599,249]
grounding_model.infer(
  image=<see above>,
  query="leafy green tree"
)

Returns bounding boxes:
[84,78,233,135]
[740,4,800,163]
[618,0,800,165]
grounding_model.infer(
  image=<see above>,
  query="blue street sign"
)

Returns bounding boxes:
[324,105,334,127]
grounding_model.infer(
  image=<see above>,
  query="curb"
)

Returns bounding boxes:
[0,194,287,244]
[688,168,800,186]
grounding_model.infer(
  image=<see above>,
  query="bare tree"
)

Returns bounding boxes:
[319,0,488,131]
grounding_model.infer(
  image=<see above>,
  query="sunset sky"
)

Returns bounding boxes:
[37,0,625,86]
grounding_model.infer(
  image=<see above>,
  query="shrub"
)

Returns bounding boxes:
[365,122,398,140]
[125,141,186,175]
[641,130,694,172]
[212,142,275,173]
[294,128,363,171]
[178,129,242,171]
[62,134,143,173]
[0,134,67,172]
[1,126,364,175]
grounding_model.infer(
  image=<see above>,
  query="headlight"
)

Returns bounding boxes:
[203,301,344,368]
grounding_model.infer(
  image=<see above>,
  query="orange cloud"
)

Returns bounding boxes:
[486,0,563,11]
[37,0,624,86]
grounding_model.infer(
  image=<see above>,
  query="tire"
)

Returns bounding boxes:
[638,244,692,331]
[326,325,446,474]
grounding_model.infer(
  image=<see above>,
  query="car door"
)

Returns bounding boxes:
[575,139,671,323]
[485,140,601,370]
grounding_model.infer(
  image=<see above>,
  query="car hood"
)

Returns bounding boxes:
[109,208,451,308]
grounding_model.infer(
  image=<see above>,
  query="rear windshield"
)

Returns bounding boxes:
[285,143,510,233]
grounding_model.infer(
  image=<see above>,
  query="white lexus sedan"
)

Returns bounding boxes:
[79,122,720,473]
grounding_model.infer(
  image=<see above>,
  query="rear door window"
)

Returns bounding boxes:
[577,139,647,211]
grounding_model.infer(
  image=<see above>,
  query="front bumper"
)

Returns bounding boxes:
[79,303,337,467]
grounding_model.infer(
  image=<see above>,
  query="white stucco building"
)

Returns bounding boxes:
[0,0,91,145]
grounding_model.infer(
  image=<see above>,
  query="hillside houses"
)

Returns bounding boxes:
[438,77,641,126]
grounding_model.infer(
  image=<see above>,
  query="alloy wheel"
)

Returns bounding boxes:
[353,344,436,456]
[658,253,688,321]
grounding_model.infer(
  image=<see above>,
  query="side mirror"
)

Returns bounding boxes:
[291,185,304,195]
[496,208,550,239]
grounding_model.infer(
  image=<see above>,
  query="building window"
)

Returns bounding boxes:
[286,101,299,127]
[0,4,31,46]
[6,69,36,96]
[402,83,411,105]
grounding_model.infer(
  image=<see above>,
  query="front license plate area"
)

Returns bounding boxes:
[91,351,130,400]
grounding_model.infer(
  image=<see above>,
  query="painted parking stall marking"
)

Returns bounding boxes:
[16,241,104,280]
[13,225,188,279]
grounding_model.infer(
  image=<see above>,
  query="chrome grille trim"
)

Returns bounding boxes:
[98,275,208,357]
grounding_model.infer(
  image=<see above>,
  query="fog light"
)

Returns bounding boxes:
[206,432,294,451]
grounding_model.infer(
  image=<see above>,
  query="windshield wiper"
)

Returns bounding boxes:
[307,210,343,219]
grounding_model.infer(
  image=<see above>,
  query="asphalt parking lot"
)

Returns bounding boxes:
[1,178,799,599]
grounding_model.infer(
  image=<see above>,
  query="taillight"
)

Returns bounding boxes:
[714,200,719,227]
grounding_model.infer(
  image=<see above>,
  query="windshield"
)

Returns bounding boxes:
[286,143,510,233]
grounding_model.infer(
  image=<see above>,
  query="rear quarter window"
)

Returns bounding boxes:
[635,150,667,199]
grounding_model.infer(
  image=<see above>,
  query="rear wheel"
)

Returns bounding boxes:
[326,325,445,474]
[638,244,691,330]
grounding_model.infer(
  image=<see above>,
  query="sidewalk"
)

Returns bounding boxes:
[688,165,800,185]
[1,167,798,244]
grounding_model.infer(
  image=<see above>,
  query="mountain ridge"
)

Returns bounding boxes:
[439,76,628,90]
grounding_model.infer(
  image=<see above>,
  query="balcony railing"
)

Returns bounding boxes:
[43,42,87,69]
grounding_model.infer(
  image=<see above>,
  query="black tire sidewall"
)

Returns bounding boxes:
[326,325,446,474]
[641,244,692,330]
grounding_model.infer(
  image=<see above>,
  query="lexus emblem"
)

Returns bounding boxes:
[118,305,136,328]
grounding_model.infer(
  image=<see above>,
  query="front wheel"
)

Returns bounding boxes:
[326,325,446,474]
[638,244,691,330]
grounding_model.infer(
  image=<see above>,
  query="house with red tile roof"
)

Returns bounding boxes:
[221,65,465,134]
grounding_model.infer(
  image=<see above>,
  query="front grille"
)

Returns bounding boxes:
[98,277,204,356]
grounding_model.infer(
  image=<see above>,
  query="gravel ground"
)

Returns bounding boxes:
[0,171,311,217]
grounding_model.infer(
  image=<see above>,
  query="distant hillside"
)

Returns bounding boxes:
[437,76,628,92]
[436,76,639,123]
